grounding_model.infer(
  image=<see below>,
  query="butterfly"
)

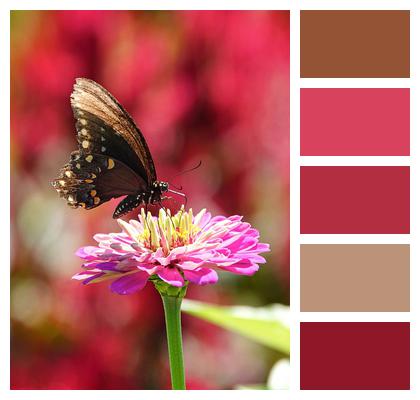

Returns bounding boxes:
[52,78,182,218]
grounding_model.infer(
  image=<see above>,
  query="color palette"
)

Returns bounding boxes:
[300,10,410,78]
[300,244,410,312]
[299,8,411,392]
[300,166,410,234]
[301,89,410,156]
[300,322,410,389]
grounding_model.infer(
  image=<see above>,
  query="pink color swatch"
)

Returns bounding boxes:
[300,88,410,156]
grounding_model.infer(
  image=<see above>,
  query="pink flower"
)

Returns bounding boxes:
[73,208,270,295]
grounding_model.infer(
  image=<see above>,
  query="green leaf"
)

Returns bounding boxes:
[181,299,290,354]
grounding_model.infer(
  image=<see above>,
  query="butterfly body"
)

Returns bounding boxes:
[113,181,168,219]
[52,78,171,218]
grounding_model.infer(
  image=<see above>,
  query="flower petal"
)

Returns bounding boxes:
[255,243,270,252]
[117,219,140,242]
[110,271,149,295]
[193,209,212,228]
[82,272,106,284]
[237,253,267,264]
[221,261,259,276]
[93,233,112,242]
[82,261,118,271]
[72,270,100,281]
[177,259,205,270]
[183,268,218,285]
[157,267,185,287]
[75,246,102,260]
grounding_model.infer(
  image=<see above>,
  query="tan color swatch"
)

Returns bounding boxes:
[300,10,410,77]
[301,244,410,312]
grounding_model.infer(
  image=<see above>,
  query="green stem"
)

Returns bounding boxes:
[161,294,186,390]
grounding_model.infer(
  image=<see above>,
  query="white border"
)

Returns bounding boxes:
[4,0,415,11]
[289,2,300,393]
[2,0,419,399]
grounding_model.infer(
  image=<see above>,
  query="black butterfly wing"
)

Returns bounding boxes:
[53,78,159,212]
[71,78,157,185]
[52,151,147,209]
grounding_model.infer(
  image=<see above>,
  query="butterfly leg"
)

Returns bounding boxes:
[165,196,180,210]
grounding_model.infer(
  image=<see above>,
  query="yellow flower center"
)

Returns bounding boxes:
[137,207,201,254]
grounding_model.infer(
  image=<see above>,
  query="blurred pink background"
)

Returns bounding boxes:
[11,10,289,389]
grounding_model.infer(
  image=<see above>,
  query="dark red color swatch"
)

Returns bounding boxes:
[300,166,410,234]
[300,89,410,156]
[300,322,410,390]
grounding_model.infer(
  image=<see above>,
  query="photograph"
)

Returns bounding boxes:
[10,10,290,390]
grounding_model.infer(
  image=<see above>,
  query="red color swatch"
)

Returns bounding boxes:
[300,322,410,390]
[300,166,410,234]
[300,88,410,156]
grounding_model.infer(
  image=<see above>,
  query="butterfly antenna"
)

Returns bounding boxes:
[168,189,188,208]
[166,160,201,193]
[172,160,202,178]
[168,182,183,191]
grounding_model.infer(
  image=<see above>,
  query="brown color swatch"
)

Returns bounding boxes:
[300,10,410,77]
[301,244,410,312]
